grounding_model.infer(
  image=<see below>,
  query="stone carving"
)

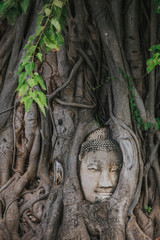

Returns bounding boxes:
[79,127,123,203]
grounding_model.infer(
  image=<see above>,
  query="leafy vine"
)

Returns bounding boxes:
[0,0,67,115]
[146,0,160,73]
[0,0,30,25]
[120,70,160,131]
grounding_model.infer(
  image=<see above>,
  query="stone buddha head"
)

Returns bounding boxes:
[79,127,123,203]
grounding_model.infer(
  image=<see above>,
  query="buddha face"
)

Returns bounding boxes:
[80,150,122,203]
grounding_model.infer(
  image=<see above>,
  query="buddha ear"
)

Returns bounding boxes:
[79,149,82,162]
[79,154,82,162]
[79,142,86,161]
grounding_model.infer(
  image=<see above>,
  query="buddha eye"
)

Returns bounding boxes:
[110,165,119,172]
[111,168,117,172]
[88,164,100,171]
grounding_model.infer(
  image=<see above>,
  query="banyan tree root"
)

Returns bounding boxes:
[21,186,63,240]
[0,125,13,186]
[126,215,152,240]
[0,0,160,239]
[0,101,45,238]
[57,178,90,240]
[14,102,38,175]
[134,205,153,239]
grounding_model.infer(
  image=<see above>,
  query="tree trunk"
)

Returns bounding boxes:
[0,0,160,239]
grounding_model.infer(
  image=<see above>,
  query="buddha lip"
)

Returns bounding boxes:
[95,191,113,195]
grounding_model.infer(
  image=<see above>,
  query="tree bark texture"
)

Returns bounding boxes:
[0,0,159,239]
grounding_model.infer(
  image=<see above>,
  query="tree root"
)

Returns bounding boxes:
[134,205,153,239]
[126,215,152,240]
[20,192,49,216]
[77,47,98,84]
[55,97,96,109]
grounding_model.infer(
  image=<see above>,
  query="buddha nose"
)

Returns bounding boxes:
[99,169,112,188]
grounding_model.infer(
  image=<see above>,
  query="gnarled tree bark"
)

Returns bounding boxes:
[0,0,160,239]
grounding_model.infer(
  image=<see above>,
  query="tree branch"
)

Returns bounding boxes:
[55,97,96,109]
[48,57,83,103]
[77,47,98,84]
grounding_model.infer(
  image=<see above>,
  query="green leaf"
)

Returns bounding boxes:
[47,24,56,40]
[0,1,7,14]
[35,98,46,116]
[40,36,44,48]
[7,7,21,25]
[59,14,66,29]
[36,24,43,36]
[25,62,35,76]
[23,43,29,50]
[137,117,142,124]
[119,68,123,74]
[155,123,159,130]
[22,55,31,65]
[45,26,61,49]
[36,52,43,62]
[144,126,148,131]
[42,3,50,12]
[17,62,24,75]
[54,0,66,8]
[144,123,151,131]
[52,6,62,19]
[146,58,153,64]
[34,73,46,90]
[56,32,64,45]
[145,205,149,210]
[44,35,58,50]
[128,76,133,81]
[28,89,37,99]
[27,78,38,88]
[146,52,160,73]
[21,95,33,112]
[26,45,36,56]
[44,45,52,53]
[147,64,154,73]
[19,82,28,96]
[45,8,51,16]
[149,44,160,51]
[37,13,43,26]
[156,118,160,124]
[156,8,160,13]
[21,94,30,103]
[20,0,30,13]
[51,18,61,32]
[24,98,33,112]
[23,36,35,50]
[61,5,68,18]
[131,103,136,112]
[37,91,47,107]
[17,72,27,89]
[134,110,139,117]
[129,98,134,104]
[27,35,35,44]
[123,74,127,79]
[4,0,17,8]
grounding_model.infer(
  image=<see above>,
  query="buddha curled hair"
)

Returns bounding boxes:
[79,127,123,161]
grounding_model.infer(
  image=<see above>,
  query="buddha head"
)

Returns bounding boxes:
[79,127,123,203]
